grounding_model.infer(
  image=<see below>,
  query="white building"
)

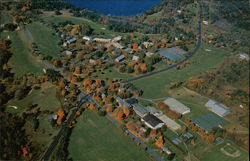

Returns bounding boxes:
[157,115,181,131]
[115,55,125,62]
[113,36,122,42]
[145,52,154,57]
[132,55,140,61]
[205,100,230,117]
[82,36,92,41]
[163,98,190,115]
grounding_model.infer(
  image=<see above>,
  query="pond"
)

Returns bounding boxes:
[65,0,161,16]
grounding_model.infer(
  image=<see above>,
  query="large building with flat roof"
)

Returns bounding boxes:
[205,100,230,117]
[157,115,181,131]
[163,98,190,115]
[141,114,164,129]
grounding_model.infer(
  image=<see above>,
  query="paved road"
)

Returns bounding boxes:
[40,1,203,160]
[121,0,203,84]
[40,93,90,161]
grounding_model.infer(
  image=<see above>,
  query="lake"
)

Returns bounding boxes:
[65,0,161,16]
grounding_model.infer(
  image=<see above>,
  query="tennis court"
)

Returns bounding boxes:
[192,113,225,131]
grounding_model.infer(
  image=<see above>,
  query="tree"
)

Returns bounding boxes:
[127,66,134,73]
[167,153,175,160]
[119,66,126,73]
[55,10,62,15]
[140,64,147,71]
[33,118,39,131]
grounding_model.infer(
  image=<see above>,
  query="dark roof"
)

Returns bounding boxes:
[127,98,138,105]
[142,114,163,127]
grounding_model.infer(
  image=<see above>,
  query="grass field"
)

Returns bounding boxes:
[68,110,153,161]
[0,31,44,77]
[0,12,13,24]
[6,83,62,114]
[43,15,120,38]
[133,43,230,99]
[27,22,61,57]
[6,83,62,154]
[199,141,249,161]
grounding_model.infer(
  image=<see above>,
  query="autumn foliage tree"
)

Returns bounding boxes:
[155,136,165,147]
[116,112,124,120]
[140,63,147,72]
[56,109,65,125]
[156,102,182,119]
[83,79,92,86]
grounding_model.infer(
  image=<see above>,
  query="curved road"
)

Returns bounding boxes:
[40,1,203,161]
[122,0,203,83]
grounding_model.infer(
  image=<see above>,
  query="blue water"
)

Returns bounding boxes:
[65,0,161,16]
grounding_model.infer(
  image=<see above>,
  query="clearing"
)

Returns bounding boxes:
[68,110,153,161]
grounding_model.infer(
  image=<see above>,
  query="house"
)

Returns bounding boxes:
[161,146,172,155]
[133,105,148,117]
[237,53,249,61]
[163,98,190,115]
[93,38,111,43]
[113,36,122,42]
[127,98,138,106]
[205,100,230,117]
[145,52,154,57]
[145,106,162,116]
[65,50,73,56]
[125,48,133,54]
[132,55,140,61]
[115,55,125,62]
[116,97,130,108]
[89,59,96,64]
[158,47,186,61]
[141,114,164,129]
[157,115,181,131]
[82,36,92,41]
[203,20,209,25]
[63,37,77,46]
[143,42,153,48]
[111,42,123,49]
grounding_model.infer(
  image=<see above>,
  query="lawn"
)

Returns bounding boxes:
[43,15,120,38]
[0,11,13,24]
[0,31,44,77]
[6,83,62,154]
[6,83,62,114]
[133,43,230,99]
[27,22,61,57]
[199,141,249,161]
[68,110,153,161]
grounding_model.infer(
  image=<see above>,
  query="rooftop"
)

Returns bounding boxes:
[205,100,230,117]
[192,113,225,131]
[163,98,190,115]
[133,105,148,117]
[157,115,181,131]
[142,114,164,128]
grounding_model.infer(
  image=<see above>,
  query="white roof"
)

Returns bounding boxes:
[132,55,139,61]
[163,98,190,115]
[115,55,125,61]
[157,115,181,131]
[205,100,230,117]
